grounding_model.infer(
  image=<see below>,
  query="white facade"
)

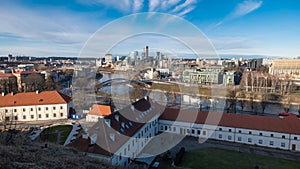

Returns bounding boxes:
[0,103,70,121]
[111,118,159,167]
[159,119,300,152]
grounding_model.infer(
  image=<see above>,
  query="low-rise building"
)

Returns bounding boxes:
[182,66,224,85]
[159,108,300,151]
[69,97,162,167]
[86,104,112,122]
[0,90,72,122]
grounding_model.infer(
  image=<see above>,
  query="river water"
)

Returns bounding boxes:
[99,72,299,117]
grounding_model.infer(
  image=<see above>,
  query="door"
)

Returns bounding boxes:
[292,144,296,151]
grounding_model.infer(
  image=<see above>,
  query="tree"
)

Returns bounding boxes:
[261,94,268,114]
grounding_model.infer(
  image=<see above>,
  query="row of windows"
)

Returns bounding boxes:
[5,106,64,113]
[22,113,64,120]
[161,125,299,141]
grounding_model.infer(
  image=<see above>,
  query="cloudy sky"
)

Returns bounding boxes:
[0,0,300,58]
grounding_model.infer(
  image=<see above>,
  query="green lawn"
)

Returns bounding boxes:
[178,148,300,169]
[39,125,73,145]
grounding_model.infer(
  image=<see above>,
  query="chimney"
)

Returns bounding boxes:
[1,92,4,96]
[90,134,97,144]
[36,90,39,94]
[11,92,13,96]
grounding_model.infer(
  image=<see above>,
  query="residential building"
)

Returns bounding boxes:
[269,59,300,76]
[0,90,72,122]
[159,108,300,151]
[86,104,112,122]
[0,73,18,93]
[69,97,162,167]
[182,66,224,85]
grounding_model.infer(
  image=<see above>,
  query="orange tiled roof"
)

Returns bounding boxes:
[88,105,112,117]
[0,91,71,107]
[160,108,300,135]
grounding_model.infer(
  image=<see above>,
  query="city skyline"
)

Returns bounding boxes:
[0,0,300,57]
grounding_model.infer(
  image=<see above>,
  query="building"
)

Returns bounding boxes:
[105,54,113,64]
[86,104,112,122]
[269,59,300,76]
[69,97,162,167]
[0,90,72,122]
[159,108,300,151]
[182,66,224,85]
[223,70,236,86]
[0,73,18,93]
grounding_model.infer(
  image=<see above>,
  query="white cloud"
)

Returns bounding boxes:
[171,0,197,13]
[133,0,144,12]
[215,0,263,27]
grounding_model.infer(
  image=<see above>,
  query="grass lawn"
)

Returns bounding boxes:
[178,148,300,169]
[39,125,73,145]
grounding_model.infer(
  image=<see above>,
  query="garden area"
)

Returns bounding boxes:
[39,125,72,145]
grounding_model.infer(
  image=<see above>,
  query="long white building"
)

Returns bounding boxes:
[0,90,72,122]
[159,108,300,152]
[69,97,162,167]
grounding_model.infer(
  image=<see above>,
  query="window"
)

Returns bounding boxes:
[165,126,168,131]
[219,128,222,131]
[173,127,176,132]
[203,130,206,136]
[238,130,241,133]
[269,141,274,146]
[23,115,26,119]
[197,130,201,135]
[31,115,34,119]
[30,108,33,111]
[38,114,41,118]
[270,134,274,137]
[23,108,26,112]
[238,137,242,141]
[282,135,285,139]
[46,107,48,111]
[281,143,285,147]
[229,129,232,132]
[46,114,49,118]
[38,107,41,111]
[60,113,63,117]
[60,106,63,110]
[218,134,222,139]
[53,113,56,117]
[294,137,298,140]
[187,129,190,134]
[160,125,163,130]
[249,131,252,135]
[259,133,263,136]
[53,106,56,110]
[228,135,232,140]
[14,116,18,120]
[14,109,17,112]
[258,140,263,144]
[191,129,195,134]
[248,138,252,143]
[119,154,122,160]
[5,109,8,113]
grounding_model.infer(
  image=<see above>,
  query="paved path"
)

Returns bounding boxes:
[64,123,81,146]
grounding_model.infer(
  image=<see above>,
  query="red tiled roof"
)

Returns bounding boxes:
[0,91,71,107]
[160,108,300,135]
[88,105,112,116]
[0,73,15,78]
[67,137,112,156]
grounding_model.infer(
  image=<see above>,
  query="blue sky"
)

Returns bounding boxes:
[0,0,300,57]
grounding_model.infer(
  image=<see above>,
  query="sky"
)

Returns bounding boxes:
[0,0,300,58]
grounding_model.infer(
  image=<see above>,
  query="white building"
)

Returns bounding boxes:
[159,108,300,152]
[0,90,72,122]
[86,104,112,122]
[69,97,162,167]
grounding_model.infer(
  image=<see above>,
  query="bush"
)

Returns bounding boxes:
[174,147,185,166]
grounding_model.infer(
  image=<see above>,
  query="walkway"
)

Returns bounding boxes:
[63,123,81,146]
